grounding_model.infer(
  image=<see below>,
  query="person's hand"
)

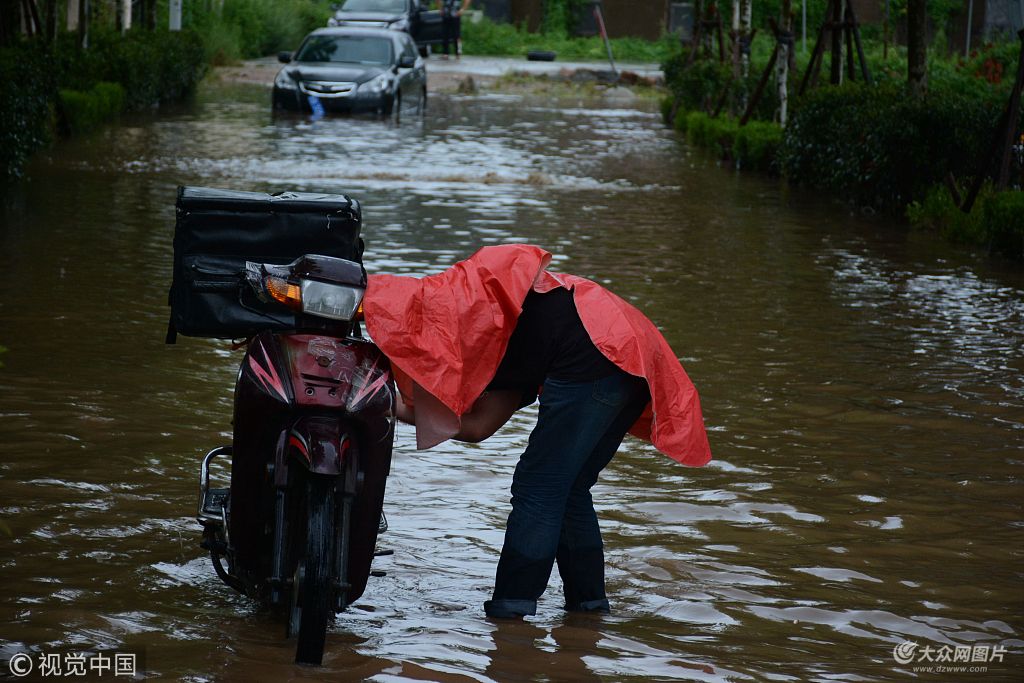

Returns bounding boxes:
[395,391,416,425]
[451,390,521,443]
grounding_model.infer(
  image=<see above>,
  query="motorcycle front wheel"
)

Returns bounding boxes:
[290,474,338,665]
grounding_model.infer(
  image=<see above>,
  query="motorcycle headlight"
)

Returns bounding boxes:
[359,73,391,93]
[246,256,366,322]
[300,280,365,321]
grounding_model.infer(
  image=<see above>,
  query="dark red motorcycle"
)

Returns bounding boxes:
[166,187,395,665]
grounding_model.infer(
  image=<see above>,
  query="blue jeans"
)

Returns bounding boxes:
[484,371,650,618]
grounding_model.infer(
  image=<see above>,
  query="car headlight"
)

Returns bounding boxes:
[389,18,409,31]
[300,280,364,321]
[359,73,391,93]
[274,71,297,90]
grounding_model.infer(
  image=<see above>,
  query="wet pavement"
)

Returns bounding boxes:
[0,72,1022,681]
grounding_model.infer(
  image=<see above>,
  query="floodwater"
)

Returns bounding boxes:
[1,76,1023,682]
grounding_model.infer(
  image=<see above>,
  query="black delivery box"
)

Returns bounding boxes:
[167,186,363,341]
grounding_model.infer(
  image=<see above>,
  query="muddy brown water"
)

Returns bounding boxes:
[1,79,1022,682]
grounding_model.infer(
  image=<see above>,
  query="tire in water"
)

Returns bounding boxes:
[294,475,336,665]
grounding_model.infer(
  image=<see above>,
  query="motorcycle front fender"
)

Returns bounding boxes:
[286,416,352,476]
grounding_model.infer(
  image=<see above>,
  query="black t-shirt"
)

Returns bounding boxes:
[487,288,620,405]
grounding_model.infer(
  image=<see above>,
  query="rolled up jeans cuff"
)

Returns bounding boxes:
[484,598,537,618]
[566,598,610,613]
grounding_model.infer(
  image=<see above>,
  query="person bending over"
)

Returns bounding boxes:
[364,244,711,619]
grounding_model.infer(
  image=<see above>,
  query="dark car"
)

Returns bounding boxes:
[328,0,443,55]
[273,28,427,118]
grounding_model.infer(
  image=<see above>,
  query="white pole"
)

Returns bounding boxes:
[170,0,183,31]
[122,0,132,33]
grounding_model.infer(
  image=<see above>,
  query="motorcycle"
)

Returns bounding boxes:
[167,187,395,665]
[197,255,395,664]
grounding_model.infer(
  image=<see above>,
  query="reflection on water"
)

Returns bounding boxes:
[1,79,1022,681]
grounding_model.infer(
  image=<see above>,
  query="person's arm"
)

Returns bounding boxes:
[457,0,470,16]
[451,389,521,443]
[394,386,520,442]
[395,390,416,425]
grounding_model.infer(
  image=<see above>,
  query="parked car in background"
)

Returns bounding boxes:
[273,28,427,119]
[328,0,443,56]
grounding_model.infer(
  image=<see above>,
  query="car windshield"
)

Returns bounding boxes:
[295,35,393,65]
[340,0,406,12]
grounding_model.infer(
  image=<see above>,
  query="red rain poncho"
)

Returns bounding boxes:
[363,244,712,467]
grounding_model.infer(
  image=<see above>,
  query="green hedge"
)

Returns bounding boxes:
[734,120,783,173]
[2,28,207,184]
[779,82,1008,212]
[54,28,207,111]
[192,0,332,64]
[0,42,56,183]
[58,82,126,136]
[662,44,785,124]
[984,189,1024,258]
[462,16,678,62]
[907,186,1024,259]
[674,110,782,173]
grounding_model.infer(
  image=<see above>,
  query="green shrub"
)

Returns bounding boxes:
[660,95,673,124]
[53,28,207,111]
[102,29,207,109]
[193,14,245,65]
[671,106,688,132]
[462,16,678,62]
[663,52,728,112]
[779,82,1009,211]
[58,82,126,136]
[224,0,315,57]
[982,190,1024,260]
[733,120,782,172]
[662,38,782,121]
[906,185,987,243]
[685,111,739,157]
[0,42,55,184]
[907,185,1024,260]
[4,27,206,182]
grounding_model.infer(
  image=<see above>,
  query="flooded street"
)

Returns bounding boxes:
[1,75,1023,682]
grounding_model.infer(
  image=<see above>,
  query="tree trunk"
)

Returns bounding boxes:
[732,0,741,80]
[741,0,751,80]
[78,0,89,48]
[829,0,842,84]
[907,0,927,95]
[778,0,792,126]
[44,0,56,42]
[66,0,78,30]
